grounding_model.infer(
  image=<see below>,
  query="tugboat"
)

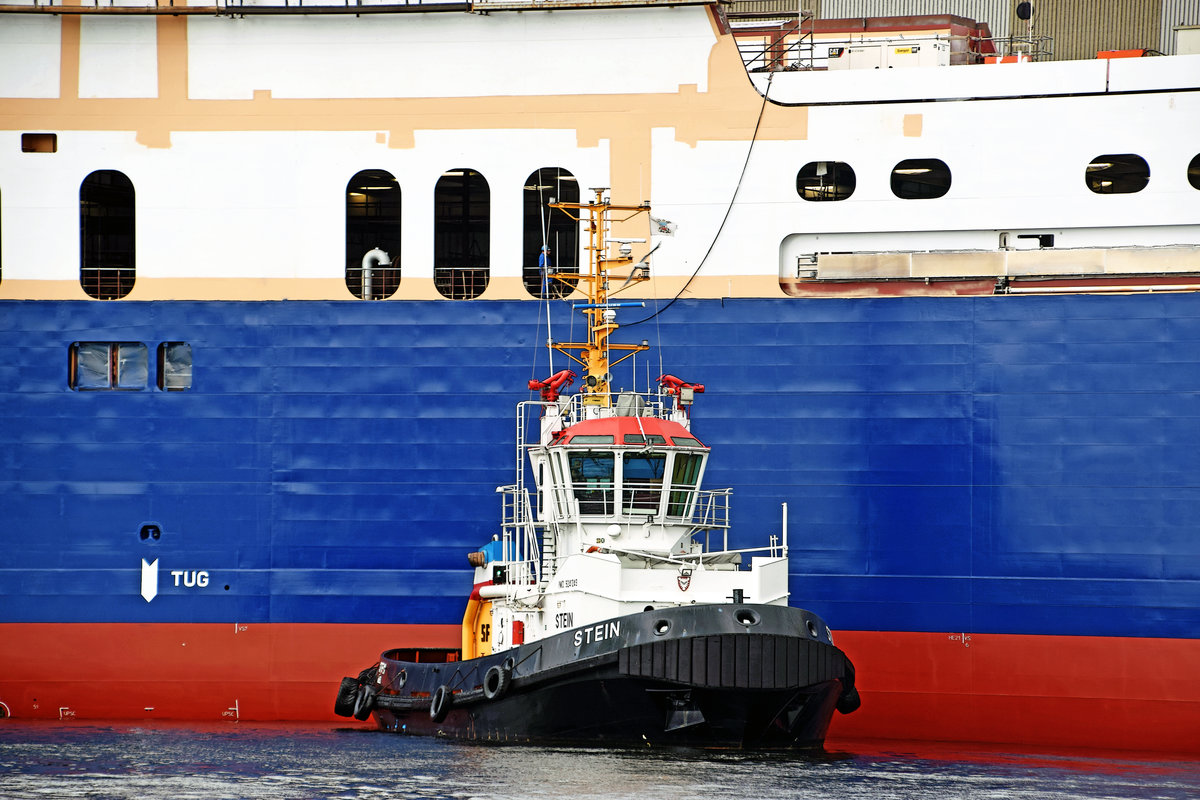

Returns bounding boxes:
[334,191,860,747]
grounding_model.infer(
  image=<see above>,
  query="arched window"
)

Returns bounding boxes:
[80,170,135,299]
[890,158,951,199]
[1189,154,1200,191]
[345,169,401,300]
[796,161,856,201]
[434,168,489,300]
[522,167,580,298]
[1086,154,1149,194]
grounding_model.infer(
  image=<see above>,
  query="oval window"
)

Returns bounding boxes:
[434,168,490,300]
[523,167,580,298]
[796,161,856,201]
[891,158,951,199]
[345,169,401,300]
[80,170,135,299]
[1085,154,1149,194]
[1186,153,1199,191]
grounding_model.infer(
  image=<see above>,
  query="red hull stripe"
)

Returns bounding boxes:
[2,624,1197,754]
[0,622,458,722]
[828,631,1200,756]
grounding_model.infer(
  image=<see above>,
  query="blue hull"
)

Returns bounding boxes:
[1,295,1197,641]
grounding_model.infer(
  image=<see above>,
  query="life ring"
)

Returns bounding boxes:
[333,676,360,717]
[483,664,510,701]
[353,684,379,721]
[429,684,452,723]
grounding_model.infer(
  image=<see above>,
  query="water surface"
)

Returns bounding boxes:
[1,722,1197,800]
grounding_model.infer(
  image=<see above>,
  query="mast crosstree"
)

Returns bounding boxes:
[546,188,652,405]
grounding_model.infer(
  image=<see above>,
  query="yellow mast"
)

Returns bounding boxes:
[547,188,652,406]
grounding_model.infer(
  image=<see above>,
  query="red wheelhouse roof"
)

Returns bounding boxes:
[554,416,706,448]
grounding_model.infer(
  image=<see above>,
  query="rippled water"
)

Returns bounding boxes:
[1,722,1197,800]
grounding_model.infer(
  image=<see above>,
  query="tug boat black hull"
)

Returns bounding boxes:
[338,604,859,749]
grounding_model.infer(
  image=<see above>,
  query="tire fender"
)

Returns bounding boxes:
[483,664,511,701]
[430,684,452,723]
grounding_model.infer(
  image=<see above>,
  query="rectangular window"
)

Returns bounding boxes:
[21,133,57,153]
[622,452,667,515]
[568,451,614,516]
[667,452,705,517]
[69,342,147,390]
[157,342,192,390]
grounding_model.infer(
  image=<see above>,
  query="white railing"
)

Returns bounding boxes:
[0,0,702,10]
[496,484,542,587]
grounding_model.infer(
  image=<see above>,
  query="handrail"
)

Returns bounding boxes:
[0,0,712,14]
[602,540,784,569]
[0,0,470,14]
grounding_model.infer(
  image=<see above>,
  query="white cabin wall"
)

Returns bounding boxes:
[79,18,158,100]
[0,18,60,98]
[186,10,715,101]
[770,82,1200,276]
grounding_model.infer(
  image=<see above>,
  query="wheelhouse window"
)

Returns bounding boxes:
[69,342,147,390]
[523,167,580,298]
[622,452,667,515]
[568,450,614,515]
[157,342,192,391]
[1086,154,1149,194]
[890,158,951,199]
[1189,154,1200,191]
[345,169,401,299]
[668,451,705,517]
[434,168,489,299]
[796,161,856,201]
[80,170,135,299]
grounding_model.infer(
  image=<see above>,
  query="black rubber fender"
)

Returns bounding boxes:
[836,656,861,715]
[353,683,379,721]
[429,684,452,723]
[836,685,861,715]
[333,677,360,717]
[483,664,511,701]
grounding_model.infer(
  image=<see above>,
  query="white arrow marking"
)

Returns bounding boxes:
[141,558,159,602]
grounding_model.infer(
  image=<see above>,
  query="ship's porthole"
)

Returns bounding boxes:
[1086,153,1149,194]
[735,609,760,627]
[653,619,671,636]
[806,619,820,638]
[139,524,161,541]
[643,605,655,612]
[891,158,951,199]
[797,160,856,201]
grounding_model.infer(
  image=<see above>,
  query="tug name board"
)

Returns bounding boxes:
[572,620,621,647]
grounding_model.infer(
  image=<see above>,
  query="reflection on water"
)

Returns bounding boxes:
[1,722,1197,800]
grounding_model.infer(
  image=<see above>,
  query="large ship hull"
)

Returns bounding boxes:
[2,296,1197,752]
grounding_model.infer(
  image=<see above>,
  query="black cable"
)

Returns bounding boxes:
[625,72,774,328]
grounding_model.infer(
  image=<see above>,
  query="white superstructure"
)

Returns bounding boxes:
[2,1,1197,302]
